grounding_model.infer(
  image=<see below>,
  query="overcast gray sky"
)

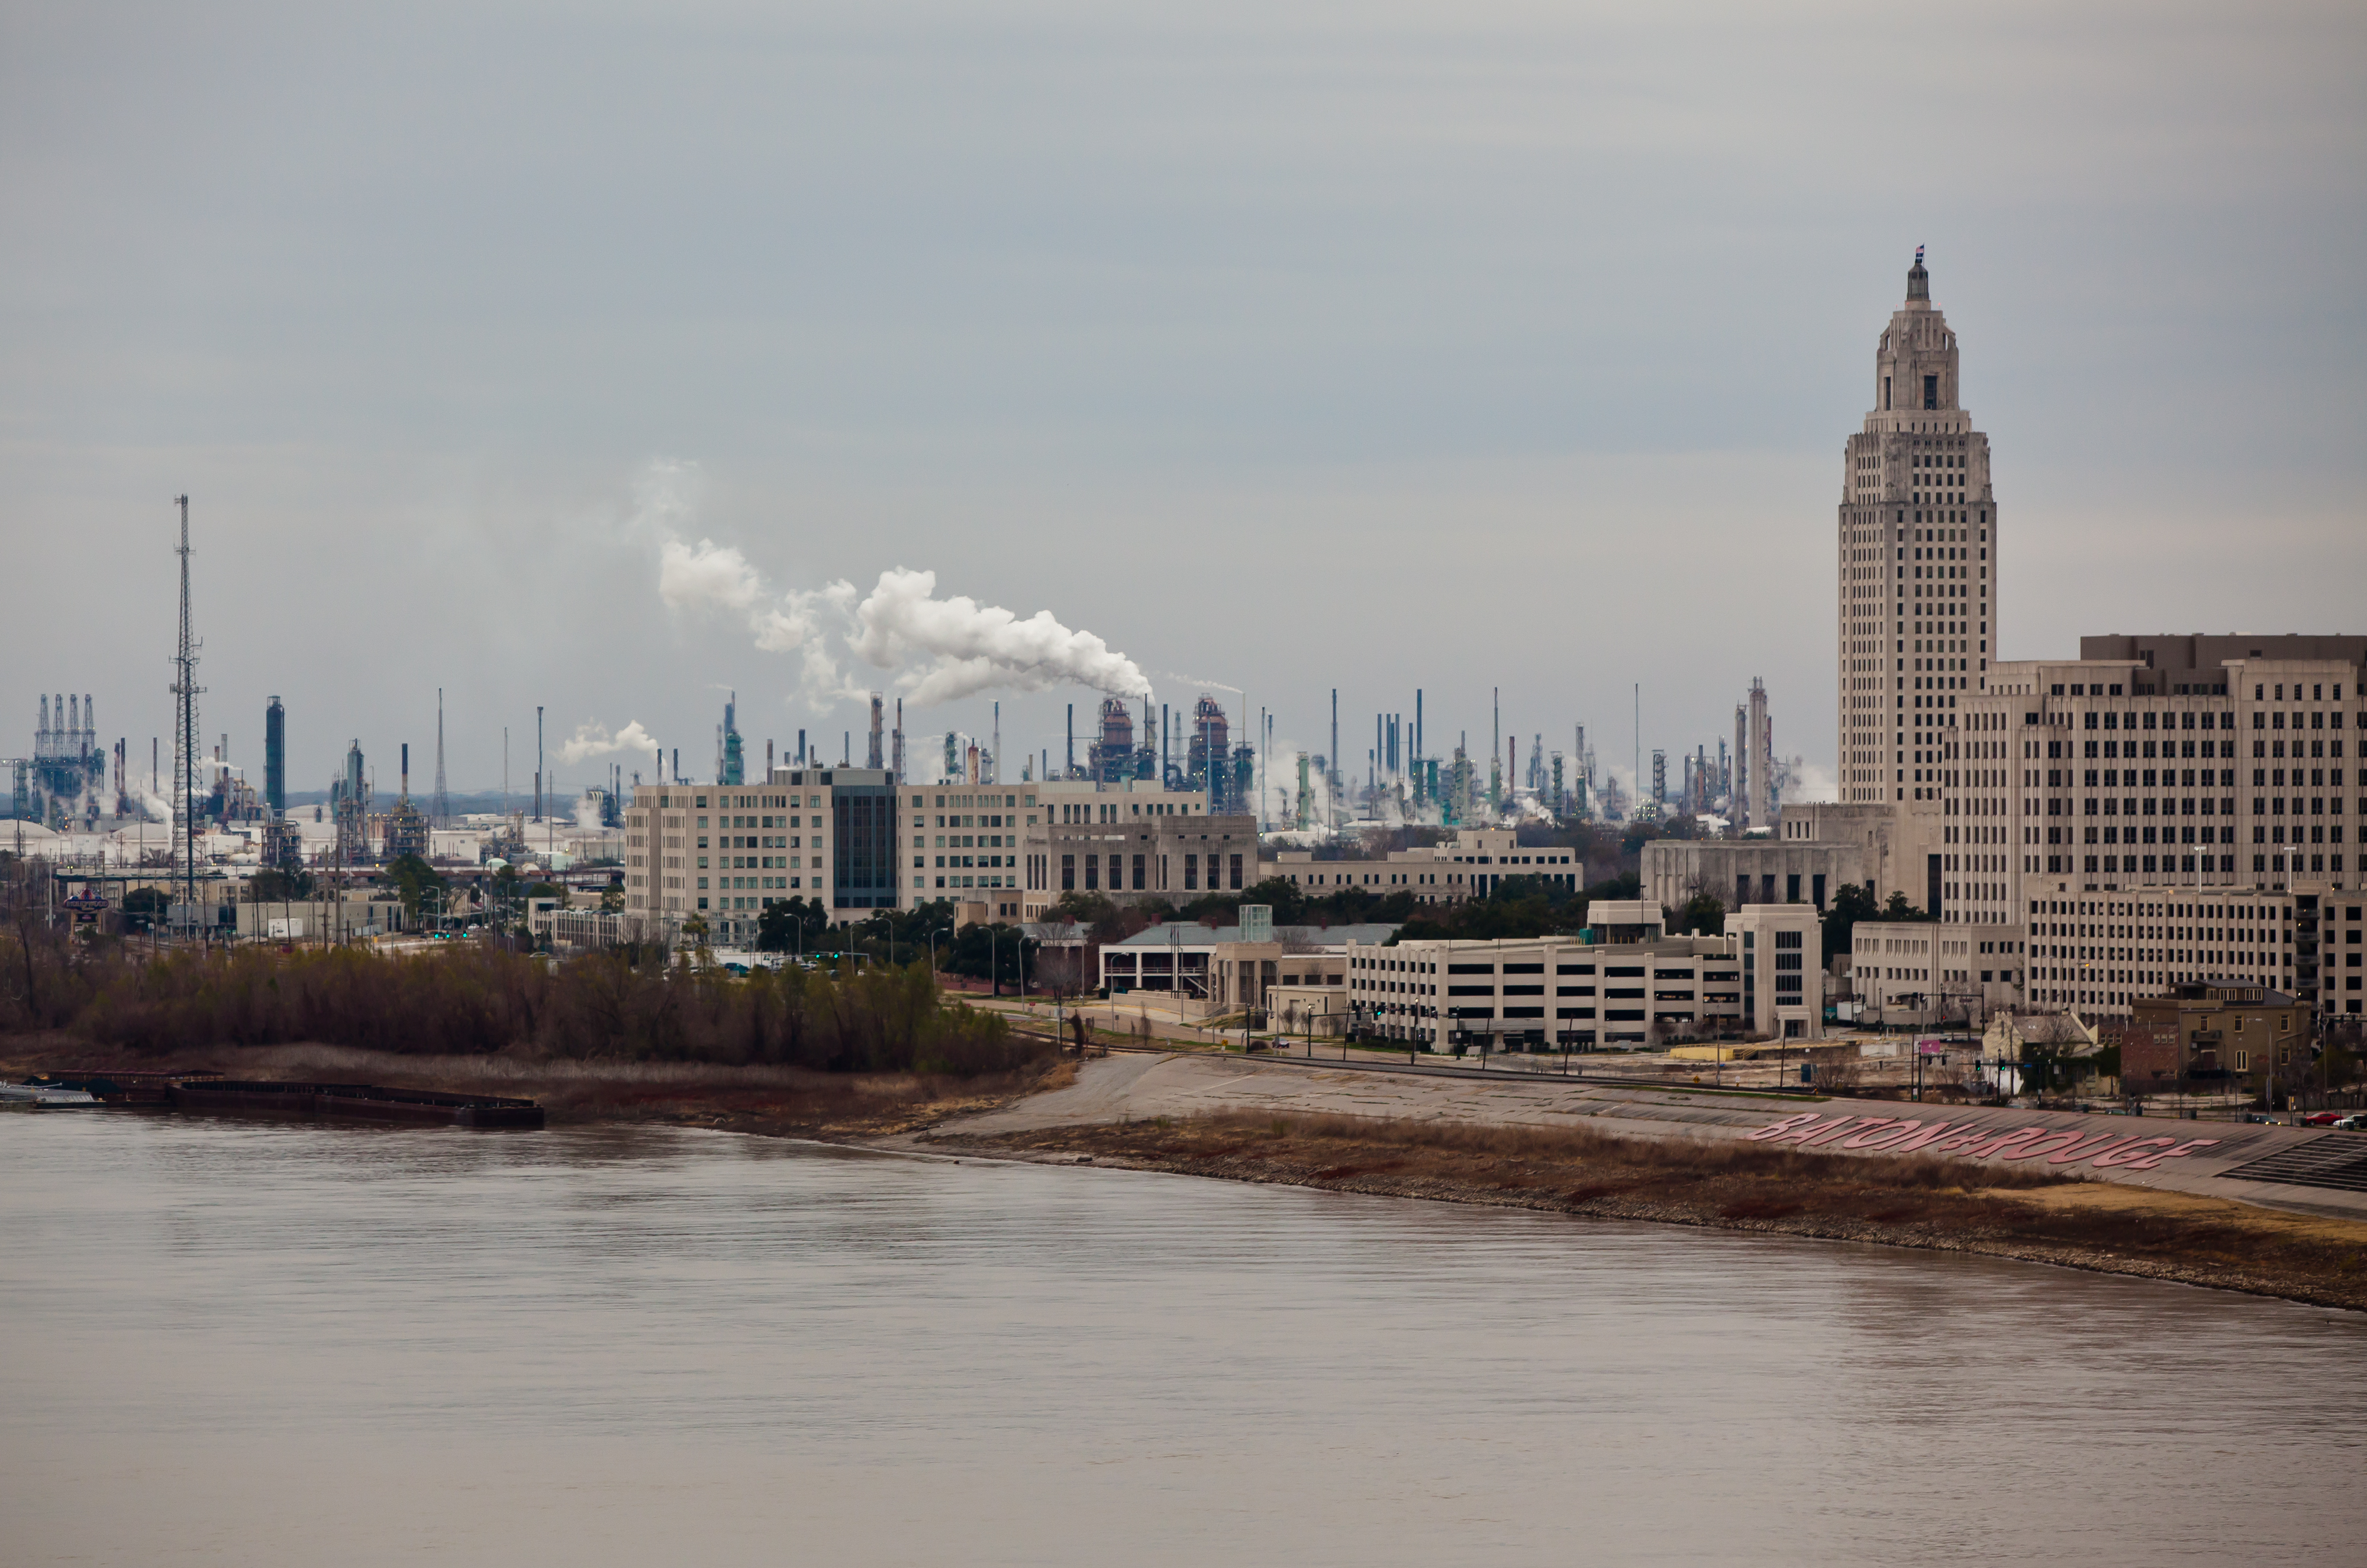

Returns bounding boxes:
[5,0,2362,801]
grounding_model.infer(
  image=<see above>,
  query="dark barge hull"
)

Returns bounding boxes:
[169,1080,546,1129]
[42,1069,224,1106]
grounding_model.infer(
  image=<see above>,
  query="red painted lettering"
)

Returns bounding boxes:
[2048,1134,2139,1165]
[1746,1112,1825,1143]
[1956,1127,2049,1160]
[2088,1137,2176,1169]
[1845,1119,1926,1150]
[1802,1117,1890,1148]
[2116,1137,2221,1171]
[2001,1130,2119,1163]
[1871,1121,1964,1154]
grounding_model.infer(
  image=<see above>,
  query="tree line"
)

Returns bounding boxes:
[0,864,1036,1074]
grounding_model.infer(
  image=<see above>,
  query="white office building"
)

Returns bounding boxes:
[1341,902,1822,1051]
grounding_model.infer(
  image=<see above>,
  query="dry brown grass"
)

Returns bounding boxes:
[1195,1110,2081,1190]
[950,1109,2367,1310]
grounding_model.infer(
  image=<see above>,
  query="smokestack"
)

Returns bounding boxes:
[401,742,409,799]
[1066,703,1075,779]
[868,692,884,769]
[536,705,544,821]
[892,698,905,783]
[1733,704,1747,824]
[1330,689,1339,812]
[265,696,286,815]
[992,701,1001,785]
[798,728,807,766]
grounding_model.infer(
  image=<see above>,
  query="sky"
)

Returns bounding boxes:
[4,0,2362,804]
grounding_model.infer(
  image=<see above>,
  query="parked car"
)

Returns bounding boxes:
[2334,1115,2367,1132]
[2301,1111,2349,1126]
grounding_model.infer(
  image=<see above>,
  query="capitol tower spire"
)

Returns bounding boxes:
[1836,250,1998,851]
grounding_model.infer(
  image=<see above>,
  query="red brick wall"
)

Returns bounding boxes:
[2117,1021,2182,1088]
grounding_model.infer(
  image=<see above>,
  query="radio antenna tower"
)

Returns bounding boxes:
[433,688,450,828]
[169,496,205,921]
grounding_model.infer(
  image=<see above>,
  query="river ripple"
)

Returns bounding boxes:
[2,1113,2360,1566]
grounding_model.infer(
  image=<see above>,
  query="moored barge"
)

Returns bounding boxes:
[37,1069,224,1106]
[169,1080,546,1129]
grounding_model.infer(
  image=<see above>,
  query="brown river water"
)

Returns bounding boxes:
[4,1113,2362,1566]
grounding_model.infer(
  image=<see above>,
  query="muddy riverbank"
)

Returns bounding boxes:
[927,1111,2367,1312]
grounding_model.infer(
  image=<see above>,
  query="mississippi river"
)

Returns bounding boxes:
[4,1114,2362,1565]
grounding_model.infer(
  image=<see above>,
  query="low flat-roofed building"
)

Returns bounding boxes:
[2017,882,2354,1019]
[1850,919,2023,1025]
[1098,920,1389,1016]
[2122,979,2304,1096]
[1025,811,1262,921]
[1262,828,1582,905]
[1341,904,1820,1052]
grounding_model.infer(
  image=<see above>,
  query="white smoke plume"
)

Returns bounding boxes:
[636,460,1150,709]
[1780,755,1837,805]
[847,567,1151,705]
[557,718,657,766]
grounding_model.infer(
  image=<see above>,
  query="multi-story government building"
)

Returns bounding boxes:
[1938,644,2362,1017]
[1838,247,1997,820]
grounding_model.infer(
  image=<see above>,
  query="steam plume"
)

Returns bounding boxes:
[637,461,1149,708]
[557,718,657,765]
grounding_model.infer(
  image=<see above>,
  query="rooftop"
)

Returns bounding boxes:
[1110,921,1401,948]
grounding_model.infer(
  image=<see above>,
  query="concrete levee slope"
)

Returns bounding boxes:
[949,1053,2367,1221]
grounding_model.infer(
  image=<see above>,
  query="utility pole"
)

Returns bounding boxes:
[1330,688,1339,831]
[169,495,204,928]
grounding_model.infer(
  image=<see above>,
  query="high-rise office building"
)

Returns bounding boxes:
[1837,249,1999,815]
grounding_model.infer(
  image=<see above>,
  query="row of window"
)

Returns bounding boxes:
[1057,851,1243,892]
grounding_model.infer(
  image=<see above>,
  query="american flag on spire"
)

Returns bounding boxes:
[1915,244,1925,265]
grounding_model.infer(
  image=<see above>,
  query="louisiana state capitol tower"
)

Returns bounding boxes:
[1838,249,1997,825]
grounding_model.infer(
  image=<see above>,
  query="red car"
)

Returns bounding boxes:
[2301,1111,2349,1126]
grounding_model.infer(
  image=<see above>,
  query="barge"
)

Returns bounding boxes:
[36,1069,224,1106]
[1,1076,105,1109]
[169,1080,546,1129]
